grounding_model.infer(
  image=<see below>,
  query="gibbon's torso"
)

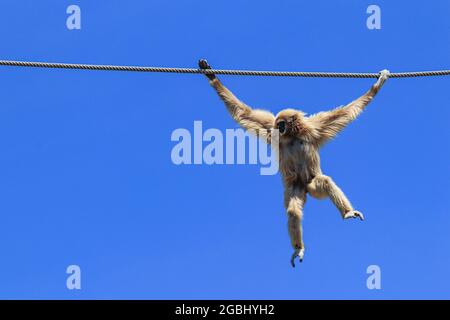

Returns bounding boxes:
[279,137,321,187]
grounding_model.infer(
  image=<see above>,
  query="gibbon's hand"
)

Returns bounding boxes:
[291,248,305,267]
[198,59,216,80]
[375,69,390,89]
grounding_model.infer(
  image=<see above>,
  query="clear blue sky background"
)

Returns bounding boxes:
[0,0,449,299]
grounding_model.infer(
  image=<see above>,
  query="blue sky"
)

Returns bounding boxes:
[0,0,449,299]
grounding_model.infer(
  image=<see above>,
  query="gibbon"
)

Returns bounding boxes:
[199,59,389,267]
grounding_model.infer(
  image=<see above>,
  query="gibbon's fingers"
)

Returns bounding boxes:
[198,59,216,80]
[376,69,390,88]
[379,69,390,77]
[198,59,210,70]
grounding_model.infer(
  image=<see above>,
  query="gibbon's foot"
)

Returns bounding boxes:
[343,210,364,221]
[198,59,216,80]
[291,248,305,267]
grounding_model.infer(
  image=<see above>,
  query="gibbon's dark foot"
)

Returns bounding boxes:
[291,248,305,267]
[343,210,364,221]
[198,59,216,80]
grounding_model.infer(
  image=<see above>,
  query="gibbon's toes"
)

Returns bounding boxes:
[290,248,305,267]
[198,59,216,80]
[344,210,364,221]
[290,255,296,268]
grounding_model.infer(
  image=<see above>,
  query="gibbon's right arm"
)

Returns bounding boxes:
[199,59,275,143]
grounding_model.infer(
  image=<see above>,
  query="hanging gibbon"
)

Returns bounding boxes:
[199,59,389,267]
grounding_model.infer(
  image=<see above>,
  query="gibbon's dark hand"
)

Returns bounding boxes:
[198,59,216,80]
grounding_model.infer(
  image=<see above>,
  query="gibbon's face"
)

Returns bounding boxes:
[275,109,305,137]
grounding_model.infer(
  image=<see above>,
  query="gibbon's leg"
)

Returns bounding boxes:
[307,175,364,221]
[284,185,307,267]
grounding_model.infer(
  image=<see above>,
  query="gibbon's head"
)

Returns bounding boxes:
[275,109,306,137]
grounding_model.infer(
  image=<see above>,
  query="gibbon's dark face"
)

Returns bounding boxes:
[275,109,305,137]
[276,119,287,135]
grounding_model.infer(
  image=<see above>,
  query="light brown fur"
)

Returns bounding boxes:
[205,70,389,266]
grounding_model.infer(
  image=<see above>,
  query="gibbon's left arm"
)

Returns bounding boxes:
[308,70,390,146]
[199,59,275,143]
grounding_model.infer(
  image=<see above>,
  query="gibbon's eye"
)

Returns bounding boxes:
[277,120,286,135]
